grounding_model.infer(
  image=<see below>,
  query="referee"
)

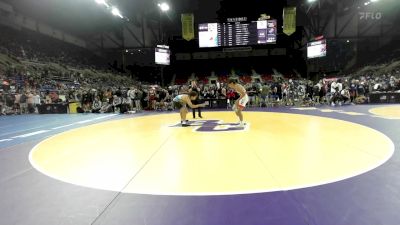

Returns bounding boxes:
[190,80,203,119]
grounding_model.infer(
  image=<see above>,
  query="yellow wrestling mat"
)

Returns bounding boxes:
[369,106,400,119]
[29,112,394,195]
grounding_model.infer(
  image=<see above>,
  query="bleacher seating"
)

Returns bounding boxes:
[218,75,228,83]
[197,74,209,84]
[174,76,188,85]
[239,75,252,84]
[261,74,273,82]
[0,25,107,70]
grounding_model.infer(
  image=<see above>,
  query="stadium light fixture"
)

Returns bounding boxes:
[307,0,317,3]
[95,0,109,8]
[370,0,379,2]
[364,1,371,5]
[111,7,123,18]
[158,2,170,12]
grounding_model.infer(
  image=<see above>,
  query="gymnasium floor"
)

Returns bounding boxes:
[0,104,399,225]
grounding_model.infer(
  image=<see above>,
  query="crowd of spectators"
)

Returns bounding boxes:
[0,25,107,70]
[2,66,400,115]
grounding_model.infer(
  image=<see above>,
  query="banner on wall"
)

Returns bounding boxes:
[283,7,296,36]
[181,13,194,41]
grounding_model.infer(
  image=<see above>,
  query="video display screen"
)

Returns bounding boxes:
[198,20,277,48]
[155,47,170,65]
[307,39,327,59]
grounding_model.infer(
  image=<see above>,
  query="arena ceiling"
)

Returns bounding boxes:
[2,0,219,37]
[3,0,398,41]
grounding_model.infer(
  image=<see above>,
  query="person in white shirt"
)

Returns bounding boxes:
[33,92,41,113]
[127,87,135,110]
[330,81,337,94]
[336,79,343,93]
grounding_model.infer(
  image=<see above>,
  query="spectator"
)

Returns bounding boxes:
[14,91,21,114]
[19,91,27,114]
[0,89,4,115]
[127,87,136,110]
[27,91,35,113]
[134,88,143,112]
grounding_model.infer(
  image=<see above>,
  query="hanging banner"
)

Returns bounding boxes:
[283,7,296,36]
[181,13,194,41]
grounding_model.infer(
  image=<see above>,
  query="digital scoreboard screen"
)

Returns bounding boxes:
[155,46,170,65]
[307,39,327,59]
[198,20,277,48]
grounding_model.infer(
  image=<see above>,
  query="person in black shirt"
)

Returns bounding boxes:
[190,80,202,118]
[157,88,167,111]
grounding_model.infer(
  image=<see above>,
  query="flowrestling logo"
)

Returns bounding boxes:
[170,120,248,132]
[359,12,382,20]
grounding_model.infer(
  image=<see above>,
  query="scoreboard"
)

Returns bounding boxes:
[307,39,327,59]
[155,45,170,65]
[199,20,277,48]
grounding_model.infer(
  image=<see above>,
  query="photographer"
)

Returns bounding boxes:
[91,96,102,113]
[340,88,351,105]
